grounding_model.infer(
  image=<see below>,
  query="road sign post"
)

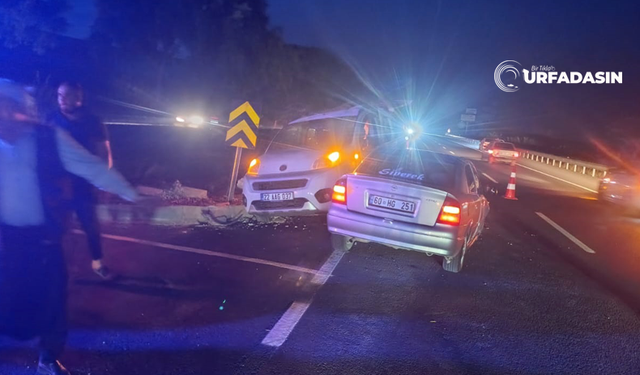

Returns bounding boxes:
[225,101,260,202]
[227,147,243,202]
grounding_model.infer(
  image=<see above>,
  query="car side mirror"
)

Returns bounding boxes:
[483,184,499,196]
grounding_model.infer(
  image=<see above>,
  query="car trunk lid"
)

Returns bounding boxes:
[345,175,449,227]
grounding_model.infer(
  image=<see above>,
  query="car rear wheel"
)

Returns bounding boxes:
[331,234,354,252]
[443,238,468,273]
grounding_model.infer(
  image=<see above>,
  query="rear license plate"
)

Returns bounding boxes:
[369,195,416,213]
[261,192,294,201]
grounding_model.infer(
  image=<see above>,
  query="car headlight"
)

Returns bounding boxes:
[312,152,341,170]
[248,158,260,175]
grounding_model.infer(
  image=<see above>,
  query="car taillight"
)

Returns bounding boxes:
[488,150,494,154]
[514,152,520,157]
[332,178,347,204]
[437,196,461,225]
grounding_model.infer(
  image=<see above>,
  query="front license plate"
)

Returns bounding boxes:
[261,192,294,201]
[369,195,416,213]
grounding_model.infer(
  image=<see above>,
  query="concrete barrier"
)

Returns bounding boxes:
[97,203,248,226]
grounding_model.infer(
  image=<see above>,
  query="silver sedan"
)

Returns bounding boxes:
[327,148,490,273]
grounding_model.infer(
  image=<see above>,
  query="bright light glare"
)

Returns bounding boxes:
[442,206,460,214]
[328,152,340,163]
[248,159,259,174]
[333,193,346,203]
[189,115,204,125]
[176,116,185,123]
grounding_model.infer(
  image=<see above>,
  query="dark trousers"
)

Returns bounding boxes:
[73,180,103,261]
[0,225,68,362]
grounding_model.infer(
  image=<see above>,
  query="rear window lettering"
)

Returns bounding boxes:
[357,151,456,189]
[378,168,425,181]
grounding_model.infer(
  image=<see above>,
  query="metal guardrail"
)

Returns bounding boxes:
[443,134,481,150]
[520,150,609,179]
[444,134,610,179]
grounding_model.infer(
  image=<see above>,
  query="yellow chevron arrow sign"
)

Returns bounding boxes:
[225,101,261,202]
[225,101,260,149]
[225,120,257,146]
[229,101,260,126]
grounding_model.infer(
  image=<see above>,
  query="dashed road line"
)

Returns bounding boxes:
[482,172,498,184]
[535,213,596,254]
[262,249,347,347]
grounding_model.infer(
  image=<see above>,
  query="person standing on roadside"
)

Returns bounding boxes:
[0,79,138,375]
[48,82,113,279]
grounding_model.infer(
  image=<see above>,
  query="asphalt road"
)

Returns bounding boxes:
[2,137,640,375]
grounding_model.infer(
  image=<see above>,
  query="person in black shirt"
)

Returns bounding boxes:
[48,82,114,279]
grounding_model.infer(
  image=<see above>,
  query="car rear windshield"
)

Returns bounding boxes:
[356,150,457,189]
[493,143,515,150]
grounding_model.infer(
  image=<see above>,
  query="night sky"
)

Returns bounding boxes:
[66,0,640,136]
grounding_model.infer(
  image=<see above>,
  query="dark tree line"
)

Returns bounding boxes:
[0,0,369,124]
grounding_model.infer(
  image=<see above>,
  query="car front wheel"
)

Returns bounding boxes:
[331,234,354,252]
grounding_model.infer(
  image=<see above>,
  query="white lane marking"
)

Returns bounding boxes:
[517,163,597,193]
[311,248,347,285]
[482,173,498,184]
[72,229,325,276]
[261,301,311,347]
[449,151,456,155]
[262,249,347,347]
[535,213,596,254]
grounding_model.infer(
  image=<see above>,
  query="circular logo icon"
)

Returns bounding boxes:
[494,60,522,92]
[279,164,287,171]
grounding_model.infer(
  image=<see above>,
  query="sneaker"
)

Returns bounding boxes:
[37,360,71,375]
[93,265,114,280]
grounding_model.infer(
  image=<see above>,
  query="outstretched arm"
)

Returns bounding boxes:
[55,128,138,202]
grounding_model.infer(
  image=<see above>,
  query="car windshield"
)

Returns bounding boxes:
[493,142,515,150]
[356,149,457,189]
[271,118,354,150]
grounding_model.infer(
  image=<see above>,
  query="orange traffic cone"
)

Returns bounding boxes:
[504,161,518,200]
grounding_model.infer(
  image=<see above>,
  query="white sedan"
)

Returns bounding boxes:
[327,147,490,273]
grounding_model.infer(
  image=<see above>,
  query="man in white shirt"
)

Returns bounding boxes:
[0,79,138,375]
